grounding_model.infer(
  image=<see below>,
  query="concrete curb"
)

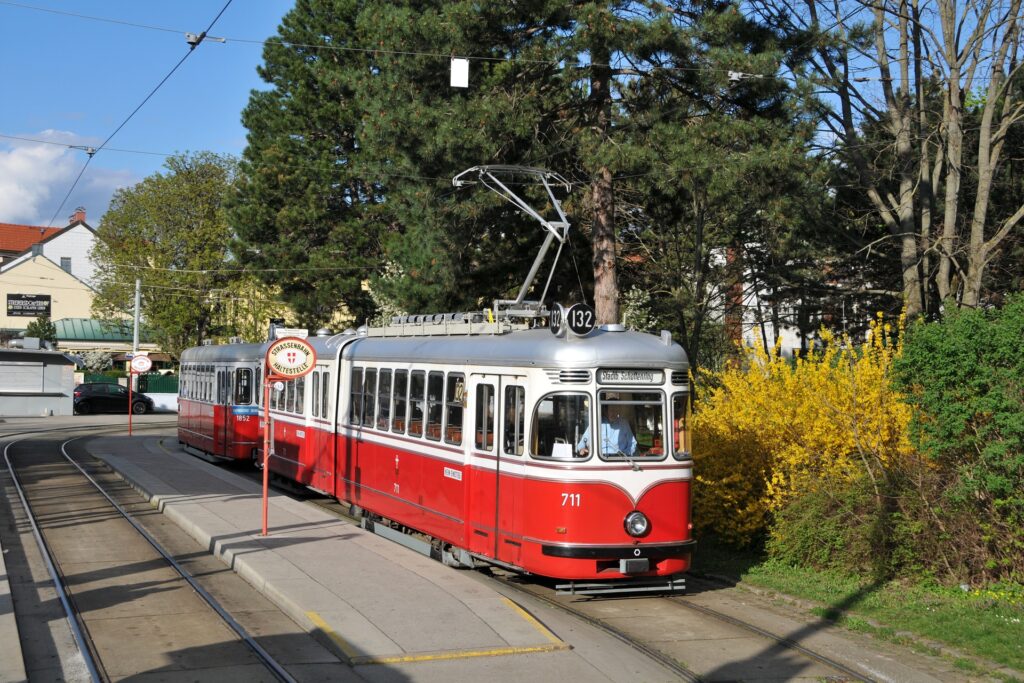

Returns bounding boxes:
[0,524,28,683]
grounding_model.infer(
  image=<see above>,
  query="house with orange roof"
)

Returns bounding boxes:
[0,221,62,264]
[1,208,109,343]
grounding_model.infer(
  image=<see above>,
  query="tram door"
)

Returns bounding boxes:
[467,374,526,565]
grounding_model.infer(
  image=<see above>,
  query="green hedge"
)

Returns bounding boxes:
[893,295,1024,581]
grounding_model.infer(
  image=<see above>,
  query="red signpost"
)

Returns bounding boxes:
[127,355,152,436]
[261,337,316,536]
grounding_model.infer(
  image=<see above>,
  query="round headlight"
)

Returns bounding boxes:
[624,510,649,537]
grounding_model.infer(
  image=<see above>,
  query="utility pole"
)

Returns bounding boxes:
[132,278,141,390]
[132,278,141,353]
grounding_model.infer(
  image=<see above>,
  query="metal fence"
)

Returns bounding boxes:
[138,374,179,394]
[84,374,120,384]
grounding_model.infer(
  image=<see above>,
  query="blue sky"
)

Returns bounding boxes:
[0,0,294,227]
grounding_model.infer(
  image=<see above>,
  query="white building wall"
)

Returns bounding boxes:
[40,225,98,285]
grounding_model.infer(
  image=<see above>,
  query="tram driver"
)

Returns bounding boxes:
[576,399,637,457]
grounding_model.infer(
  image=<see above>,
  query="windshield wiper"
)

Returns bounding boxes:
[608,447,642,472]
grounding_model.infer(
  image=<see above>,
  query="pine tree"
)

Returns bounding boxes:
[229,0,379,328]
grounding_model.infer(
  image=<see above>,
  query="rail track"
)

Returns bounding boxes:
[1,422,297,682]
[486,569,872,682]
[272,473,872,679]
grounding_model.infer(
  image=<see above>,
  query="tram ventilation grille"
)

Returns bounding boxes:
[545,369,591,384]
[671,371,688,385]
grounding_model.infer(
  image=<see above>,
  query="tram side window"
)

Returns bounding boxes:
[294,375,305,414]
[475,384,495,451]
[392,370,408,433]
[593,390,666,460]
[285,378,295,413]
[444,374,464,445]
[322,372,330,418]
[377,370,392,430]
[672,392,691,459]
[408,371,425,437]
[349,368,364,425]
[426,372,444,441]
[255,368,262,406]
[503,385,525,456]
[235,369,252,405]
[363,369,377,428]
[312,372,320,418]
[532,393,591,460]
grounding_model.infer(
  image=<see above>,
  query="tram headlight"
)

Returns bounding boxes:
[624,510,650,537]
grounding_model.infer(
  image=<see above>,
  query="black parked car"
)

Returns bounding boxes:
[74,383,154,415]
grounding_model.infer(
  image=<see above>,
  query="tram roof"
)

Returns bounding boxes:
[179,342,267,363]
[336,327,688,369]
[178,326,689,370]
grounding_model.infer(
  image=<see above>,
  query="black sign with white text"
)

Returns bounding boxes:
[6,293,51,317]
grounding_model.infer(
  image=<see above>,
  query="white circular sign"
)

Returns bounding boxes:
[266,337,316,379]
[130,355,153,373]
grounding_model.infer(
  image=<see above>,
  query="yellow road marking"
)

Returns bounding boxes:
[307,598,570,666]
[350,642,568,666]
[500,596,565,645]
[306,611,362,660]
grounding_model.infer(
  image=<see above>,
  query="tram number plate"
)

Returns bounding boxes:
[566,303,595,336]
[561,493,581,507]
[444,467,463,481]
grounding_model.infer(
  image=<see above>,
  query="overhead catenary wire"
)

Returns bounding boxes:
[0,0,776,79]
[39,0,235,228]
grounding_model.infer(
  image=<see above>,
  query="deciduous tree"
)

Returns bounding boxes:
[91,152,238,355]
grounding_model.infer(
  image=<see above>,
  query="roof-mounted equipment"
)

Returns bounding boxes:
[452,165,571,320]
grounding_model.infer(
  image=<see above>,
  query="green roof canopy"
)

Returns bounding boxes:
[53,318,152,343]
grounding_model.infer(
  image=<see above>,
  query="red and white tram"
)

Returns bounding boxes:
[177,315,694,587]
[178,343,263,462]
[176,165,694,589]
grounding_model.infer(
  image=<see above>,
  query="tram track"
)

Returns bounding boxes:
[671,576,871,682]
[489,570,872,682]
[2,423,298,682]
[292,488,873,682]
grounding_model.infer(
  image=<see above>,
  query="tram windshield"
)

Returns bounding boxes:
[531,393,591,460]
[592,390,666,461]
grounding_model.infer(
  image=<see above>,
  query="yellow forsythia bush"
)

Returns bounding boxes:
[692,319,915,546]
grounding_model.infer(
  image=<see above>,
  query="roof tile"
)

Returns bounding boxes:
[0,222,62,253]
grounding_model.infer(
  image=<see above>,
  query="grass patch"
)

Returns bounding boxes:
[690,537,1024,673]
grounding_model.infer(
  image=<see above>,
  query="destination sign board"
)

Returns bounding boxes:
[7,293,51,317]
[597,369,665,385]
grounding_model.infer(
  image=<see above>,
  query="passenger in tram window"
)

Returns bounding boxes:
[576,401,636,457]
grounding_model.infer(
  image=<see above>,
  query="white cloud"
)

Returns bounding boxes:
[0,130,137,227]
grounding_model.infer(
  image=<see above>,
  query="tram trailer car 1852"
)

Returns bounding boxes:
[177,316,695,585]
[178,343,264,462]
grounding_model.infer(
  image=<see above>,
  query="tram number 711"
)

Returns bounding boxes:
[561,492,582,507]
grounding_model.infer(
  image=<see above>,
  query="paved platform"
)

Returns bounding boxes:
[84,432,679,681]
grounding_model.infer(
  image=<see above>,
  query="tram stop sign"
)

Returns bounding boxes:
[265,337,316,379]
[130,355,152,373]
